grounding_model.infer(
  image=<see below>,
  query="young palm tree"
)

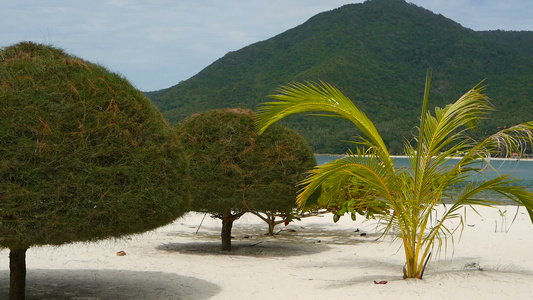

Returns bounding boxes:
[256,70,533,279]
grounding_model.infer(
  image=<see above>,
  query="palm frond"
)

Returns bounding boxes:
[256,81,390,159]
[297,149,395,208]
[415,79,491,179]
[485,122,533,157]
[446,175,531,217]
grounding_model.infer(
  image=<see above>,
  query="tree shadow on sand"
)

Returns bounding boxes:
[157,222,382,257]
[0,269,220,300]
[156,240,331,257]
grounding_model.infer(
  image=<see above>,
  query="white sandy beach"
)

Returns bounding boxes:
[1,205,533,299]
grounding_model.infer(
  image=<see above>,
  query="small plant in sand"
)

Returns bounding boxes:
[256,69,533,279]
[176,108,316,249]
[0,42,190,300]
[494,206,520,233]
[497,207,507,232]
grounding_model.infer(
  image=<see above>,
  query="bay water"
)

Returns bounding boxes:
[315,154,533,204]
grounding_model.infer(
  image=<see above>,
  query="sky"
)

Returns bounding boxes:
[2,0,532,92]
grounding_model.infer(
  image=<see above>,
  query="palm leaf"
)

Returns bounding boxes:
[297,149,395,208]
[256,81,390,162]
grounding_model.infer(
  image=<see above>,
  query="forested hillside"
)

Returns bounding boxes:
[146,0,533,154]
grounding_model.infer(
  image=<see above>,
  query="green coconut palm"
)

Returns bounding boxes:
[256,70,533,279]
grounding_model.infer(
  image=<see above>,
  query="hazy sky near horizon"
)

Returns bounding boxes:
[2,0,532,91]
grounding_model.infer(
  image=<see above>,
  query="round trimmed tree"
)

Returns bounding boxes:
[0,42,189,299]
[177,108,315,250]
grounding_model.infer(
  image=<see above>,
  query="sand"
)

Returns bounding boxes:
[1,205,533,299]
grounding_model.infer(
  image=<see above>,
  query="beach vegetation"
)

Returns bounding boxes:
[255,69,533,279]
[0,42,190,299]
[176,108,315,249]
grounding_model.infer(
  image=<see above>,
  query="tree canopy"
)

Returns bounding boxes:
[0,42,190,299]
[177,108,315,249]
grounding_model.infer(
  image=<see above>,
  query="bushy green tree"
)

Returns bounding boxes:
[256,70,533,279]
[0,42,189,299]
[177,108,315,249]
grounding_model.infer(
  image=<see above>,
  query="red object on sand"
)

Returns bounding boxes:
[374,280,388,284]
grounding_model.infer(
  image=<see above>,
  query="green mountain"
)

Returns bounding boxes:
[146,0,533,154]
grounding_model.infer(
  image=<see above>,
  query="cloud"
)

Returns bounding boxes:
[410,0,533,31]
[1,0,532,91]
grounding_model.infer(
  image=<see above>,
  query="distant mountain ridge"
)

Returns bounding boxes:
[146,0,533,154]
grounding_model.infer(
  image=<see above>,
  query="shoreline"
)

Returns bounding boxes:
[315,153,533,161]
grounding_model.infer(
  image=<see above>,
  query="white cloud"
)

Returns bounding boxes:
[1,0,532,91]
[410,0,533,31]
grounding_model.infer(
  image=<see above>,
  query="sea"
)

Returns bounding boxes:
[315,154,533,204]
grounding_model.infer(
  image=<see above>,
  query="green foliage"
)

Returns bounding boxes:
[177,108,315,215]
[0,42,190,249]
[146,0,533,154]
[255,70,533,279]
[320,175,387,223]
[177,108,315,248]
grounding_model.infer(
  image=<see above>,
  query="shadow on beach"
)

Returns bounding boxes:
[318,256,533,290]
[157,239,330,257]
[158,222,382,257]
[0,269,221,300]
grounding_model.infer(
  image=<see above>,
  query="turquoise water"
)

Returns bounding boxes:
[315,155,533,181]
[315,154,533,203]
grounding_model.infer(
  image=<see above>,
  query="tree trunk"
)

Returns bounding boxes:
[267,220,275,236]
[221,213,234,251]
[9,248,28,300]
